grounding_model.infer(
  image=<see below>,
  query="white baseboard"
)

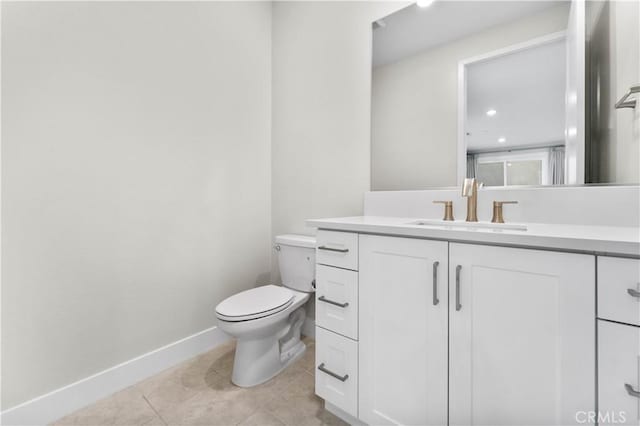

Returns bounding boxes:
[325,401,365,426]
[302,317,315,339]
[1,326,231,426]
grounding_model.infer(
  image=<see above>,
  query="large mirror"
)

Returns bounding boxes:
[371,0,639,190]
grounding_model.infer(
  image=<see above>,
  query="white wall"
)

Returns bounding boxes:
[371,4,570,190]
[271,1,406,319]
[1,2,272,410]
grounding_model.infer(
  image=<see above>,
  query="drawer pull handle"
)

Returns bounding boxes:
[627,288,640,298]
[625,383,640,398]
[318,363,349,382]
[318,296,349,308]
[318,246,349,253]
[432,261,440,306]
[455,265,462,311]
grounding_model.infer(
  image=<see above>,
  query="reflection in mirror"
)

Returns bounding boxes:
[586,0,640,184]
[464,33,567,187]
[371,0,639,190]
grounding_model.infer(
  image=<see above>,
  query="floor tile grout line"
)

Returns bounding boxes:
[234,407,262,426]
[261,396,291,426]
[142,395,169,426]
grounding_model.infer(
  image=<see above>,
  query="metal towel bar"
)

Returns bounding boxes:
[615,85,640,109]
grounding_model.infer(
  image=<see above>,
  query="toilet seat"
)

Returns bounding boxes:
[216,285,294,322]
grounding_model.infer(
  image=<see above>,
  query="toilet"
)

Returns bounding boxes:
[215,234,316,387]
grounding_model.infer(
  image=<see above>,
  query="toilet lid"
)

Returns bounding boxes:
[215,285,294,322]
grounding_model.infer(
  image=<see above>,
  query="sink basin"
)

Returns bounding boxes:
[407,219,527,232]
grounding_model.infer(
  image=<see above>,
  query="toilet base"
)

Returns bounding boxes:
[231,339,306,387]
[218,293,310,388]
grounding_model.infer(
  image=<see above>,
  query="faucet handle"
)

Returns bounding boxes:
[491,201,518,224]
[433,201,454,221]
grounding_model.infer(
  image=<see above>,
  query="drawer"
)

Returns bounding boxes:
[315,326,358,418]
[316,230,358,271]
[598,320,640,425]
[316,265,358,340]
[598,257,640,326]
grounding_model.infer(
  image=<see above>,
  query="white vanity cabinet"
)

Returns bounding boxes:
[359,235,448,426]
[449,243,595,425]
[315,231,599,425]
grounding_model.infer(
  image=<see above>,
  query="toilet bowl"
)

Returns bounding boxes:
[215,234,316,387]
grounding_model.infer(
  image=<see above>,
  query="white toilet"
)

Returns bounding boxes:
[215,234,316,387]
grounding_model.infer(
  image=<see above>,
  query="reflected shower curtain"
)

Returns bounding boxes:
[549,147,565,184]
[466,154,477,179]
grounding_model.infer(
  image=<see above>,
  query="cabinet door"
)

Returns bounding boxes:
[599,320,640,425]
[359,235,448,426]
[449,243,595,426]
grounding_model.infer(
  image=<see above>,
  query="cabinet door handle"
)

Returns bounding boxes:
[317,246,349,253]
[318,295,349,308]
[625,383,640,398]
[432,261,440,305]
[318,363,349,382]
[627,288,640,298]
[455,265,462,311]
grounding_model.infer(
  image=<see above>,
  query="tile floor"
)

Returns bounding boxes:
[52,337,346,426]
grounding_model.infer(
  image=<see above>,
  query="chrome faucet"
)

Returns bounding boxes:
[461,178,482,222]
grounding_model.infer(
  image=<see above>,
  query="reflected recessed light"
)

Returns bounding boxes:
[416,0,435,8]
[498,137,506,143]
[486,109,497,117]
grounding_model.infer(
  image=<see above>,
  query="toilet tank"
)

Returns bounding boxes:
[275,234,316,293]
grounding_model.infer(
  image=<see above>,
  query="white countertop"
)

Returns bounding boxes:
[306,216,640,257]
